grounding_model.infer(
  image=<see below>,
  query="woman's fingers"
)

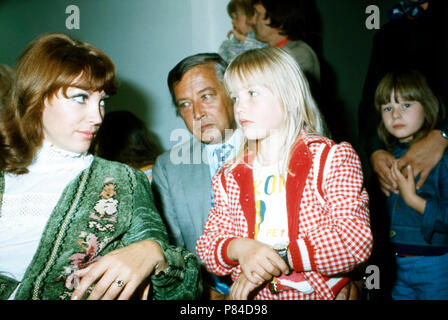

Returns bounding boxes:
[71,263,105,300]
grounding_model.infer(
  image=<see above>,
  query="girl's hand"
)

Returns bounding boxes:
[227,238,289,285]
[71,240,168,300]
[391,162,426,214]
[391,161,416,199]
[229,272,260,300]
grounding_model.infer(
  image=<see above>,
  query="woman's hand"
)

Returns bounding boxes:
[71,240,168,300]
[229,272,260,300]
[227,238,288,285]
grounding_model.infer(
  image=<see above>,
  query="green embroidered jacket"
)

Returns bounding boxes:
[0,157,202,300]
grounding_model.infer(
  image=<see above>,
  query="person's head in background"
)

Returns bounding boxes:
[91,110,162,170]
[224,47,326,174]
[227,0,257,36]
[250,0,308,46]
[0,64,14,109]
[375,69,440,150]
[167,53,236,144]
[5,32,117,174]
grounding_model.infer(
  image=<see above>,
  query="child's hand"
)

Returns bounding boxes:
[229,273,260,300]
[391,161,426,214]
[227,29,246,42]
[391,161,416,199]
[228,238,289,285]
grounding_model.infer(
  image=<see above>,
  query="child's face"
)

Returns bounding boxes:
[230,84,284,142]
[231,9,252,35]
[381,92,425,143]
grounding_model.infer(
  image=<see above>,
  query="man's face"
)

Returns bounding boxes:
[251,3,276,44]
[173,63,236,144]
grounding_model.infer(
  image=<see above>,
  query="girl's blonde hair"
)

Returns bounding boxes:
[224,47,327,177]
[375,69,440,150]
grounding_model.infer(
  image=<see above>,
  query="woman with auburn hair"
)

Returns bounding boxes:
[0,33,201,300]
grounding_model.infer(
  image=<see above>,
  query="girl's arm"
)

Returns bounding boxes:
[196,170,287,284]
[420,152,448,241]
[196,170,242,276]
[392,153,448,242]
[289,142,373,276]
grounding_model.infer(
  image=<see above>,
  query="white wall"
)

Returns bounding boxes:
[0,0,232,150]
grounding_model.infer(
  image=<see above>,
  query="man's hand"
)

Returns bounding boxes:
[229,273,260,300]
[398,130,448,189]
[334,280,363,300]
[370,149,397,196]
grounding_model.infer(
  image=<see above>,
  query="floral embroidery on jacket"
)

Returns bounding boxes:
[89,183,119,232]
[58,232,102,299]
[58,181,119,299]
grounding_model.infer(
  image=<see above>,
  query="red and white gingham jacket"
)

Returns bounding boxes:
[196,134,373,300]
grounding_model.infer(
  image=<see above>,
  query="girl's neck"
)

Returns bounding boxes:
[252,134,285,166]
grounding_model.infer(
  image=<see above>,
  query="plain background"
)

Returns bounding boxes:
[0,0,398,154]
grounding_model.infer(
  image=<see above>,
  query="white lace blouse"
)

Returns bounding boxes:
[0,140,93,295]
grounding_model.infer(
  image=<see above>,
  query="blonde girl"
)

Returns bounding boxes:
[196,47,372,300]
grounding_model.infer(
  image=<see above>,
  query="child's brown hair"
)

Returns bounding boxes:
[227,0,255,18]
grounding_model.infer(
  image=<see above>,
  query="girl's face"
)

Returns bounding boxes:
[230,84,284,142]
[381,91,425,143]
[231,9,252,35]
[42,86,109,153]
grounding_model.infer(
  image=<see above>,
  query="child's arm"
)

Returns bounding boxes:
[196,170,288,285]
[226,238,288,285]
[414,153,448,241]
[391,161,426,214]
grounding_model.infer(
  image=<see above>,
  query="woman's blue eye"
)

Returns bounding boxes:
[383,106,392,112]
[403,103,411,109]
[231,96,239,103]
[72,94,88,104]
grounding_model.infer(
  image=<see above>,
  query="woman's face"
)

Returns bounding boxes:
[42,86,109,153]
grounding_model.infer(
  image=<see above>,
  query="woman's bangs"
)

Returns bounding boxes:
[74,59,117,95]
